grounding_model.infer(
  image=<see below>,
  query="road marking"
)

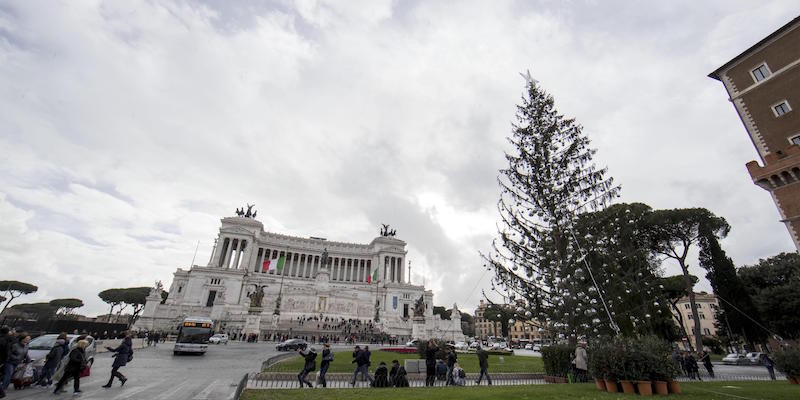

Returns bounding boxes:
[193,379,221,400]
[154,379,194,400]
[111,382,161,399]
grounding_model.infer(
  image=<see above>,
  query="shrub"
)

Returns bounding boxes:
[774,347,800,377]
[541,344,575,377]
[587,336,675,382]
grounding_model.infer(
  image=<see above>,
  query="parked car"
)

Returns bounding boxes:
[490,342,509,350]
[406,339,419,347]
[722,353,749,365]
[209,333,229,345]
[454,341,469,351]
[469,341,480,349]
[524,343,533,350]
[533,345,542,352]
[276,338,308,351]
[29,334,97,380]
[745,352,763,365]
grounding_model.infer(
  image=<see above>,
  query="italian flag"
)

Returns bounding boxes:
[262,256,285,273]
[367,268,378,284]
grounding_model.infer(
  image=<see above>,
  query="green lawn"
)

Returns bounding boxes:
[242,381,800,400]
[263,350,543,374]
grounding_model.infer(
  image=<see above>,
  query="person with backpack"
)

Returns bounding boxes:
[38,333,68,386]
[475,344,492,385]
[53,340,88,395]
[319,344,333,388]
[102,331,133,388]
[452,362,466,386]
[389,359,409,387]
[297,347,317,388]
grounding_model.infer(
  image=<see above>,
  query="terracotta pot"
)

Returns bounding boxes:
[637,381,653,396]
[604,379,619,393]
[652,381,669,395]
[788,376,799,385]
[668,380,681,394]
[595,378,606,391]
[620,380,636,394]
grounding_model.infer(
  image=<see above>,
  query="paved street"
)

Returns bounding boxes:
[3,341,281,400]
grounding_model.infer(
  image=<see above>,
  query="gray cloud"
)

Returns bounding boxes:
[0,0,796,317]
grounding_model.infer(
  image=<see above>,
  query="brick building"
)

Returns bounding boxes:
[709,16,800,250]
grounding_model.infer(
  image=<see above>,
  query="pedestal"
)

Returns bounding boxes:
[412,316,426,340]
[244,307,263,335]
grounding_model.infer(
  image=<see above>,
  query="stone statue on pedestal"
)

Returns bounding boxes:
[248,285,267,308]
[413,295,425,319]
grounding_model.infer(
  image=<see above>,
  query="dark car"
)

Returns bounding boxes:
[276,338,308,351]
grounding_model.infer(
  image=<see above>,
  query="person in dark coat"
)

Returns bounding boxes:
[319,344,333,388]
[475,345,492,385]
[53,340,87,395]
[4,333,29,391]
[350,346,373,385]
[761,353,776,380]
[446,346,458,385]
[38,333,68,386]
[389,359,409,387]
[0,327,8,398]
[372,362,389,387]
[424,339,438,387]
[297,347,317,388]
[684,352,700,380]
[103,332,133,387]
[699,351,714,378]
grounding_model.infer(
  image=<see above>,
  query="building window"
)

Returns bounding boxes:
[751,63,771,82]
[699,313,706,320]
[790,135,800,146]
[684,304,690,309]
[177,286,182,293]
[703,328,711,335]
[773,101,791,117]
[206,290,217,307]
[687,314,694,320]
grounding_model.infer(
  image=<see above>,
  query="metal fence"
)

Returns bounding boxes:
[246,372,549,389]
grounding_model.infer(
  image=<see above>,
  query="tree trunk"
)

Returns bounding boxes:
[680,263,703,351]
[0,294,17,315]
[670,301,694,351]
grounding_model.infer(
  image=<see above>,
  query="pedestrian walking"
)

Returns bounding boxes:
[350,345,373,385]
[424,339,438,387]
[761,353,776,380]
[372,362,389,387]
[3,332,30,391]
[684,353,701,380]
[0,327,11,398]
[297,347,317,388]
[389,359,409,387]
[474,344,492,385]
[53,340,88,396]
[38,333,68,386]
[318,344,333,388]
[699,351,714,378]
[446,345,457,385]
[573,342,588,383]
[102,332,133,388]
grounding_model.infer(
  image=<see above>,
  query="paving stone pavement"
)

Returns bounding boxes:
[3,341,279,400]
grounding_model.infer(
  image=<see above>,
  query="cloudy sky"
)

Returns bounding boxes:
[0,1,797,317]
